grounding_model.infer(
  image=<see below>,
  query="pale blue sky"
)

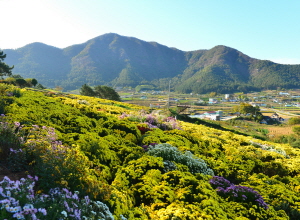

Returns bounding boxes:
[1,0,299,64]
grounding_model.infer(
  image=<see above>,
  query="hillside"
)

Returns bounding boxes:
[1,83,300,219]
[4,33,300,93]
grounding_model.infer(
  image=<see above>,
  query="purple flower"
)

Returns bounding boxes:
[38,208,47,215]
[209,176,232,189]
[209,176,268,209]
[84,195,90,205]
[74,208,81,220]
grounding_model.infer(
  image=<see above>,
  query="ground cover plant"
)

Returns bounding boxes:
[0,175,116,219]
[0,84,300,219]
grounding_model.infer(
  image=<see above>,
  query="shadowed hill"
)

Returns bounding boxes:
[4,33,300,92]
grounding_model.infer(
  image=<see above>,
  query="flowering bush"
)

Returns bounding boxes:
[137,125,151,135]
[119,111,181,131]
[0,84,22,97]
[209,176,268,209]
[0,117,111,202]
[249,140,288,157]
[147,143,214,175]
[141,143,157,151]
[0,175,116,220]
[24,125,112,200]
[0,115,27,168]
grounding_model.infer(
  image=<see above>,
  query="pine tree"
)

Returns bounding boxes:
[80,84,96,96]
[0,50,14,78]
[94,85,121,101]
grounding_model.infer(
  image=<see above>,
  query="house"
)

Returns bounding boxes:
[250,102,266,107]
[189,110,223,121]
[260,116,273,124]
[271,113,279,119]
[170,98,179,102]
[260,119,268,124]
[208,98,218,104]
[279,92,290,96]
[203,110,223,121]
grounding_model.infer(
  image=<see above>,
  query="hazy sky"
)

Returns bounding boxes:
[1,0,299,64]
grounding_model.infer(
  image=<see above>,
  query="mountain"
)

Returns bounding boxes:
[4,33,300,93]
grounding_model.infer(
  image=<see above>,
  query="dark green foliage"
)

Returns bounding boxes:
[94,85,121,101]
[80,84,121,101]
[35,83,46,89]
[0,50,13,78]
[31,78,38,87]
[15,78,27,88]
[11,74,23,79]
[25,78,38,87]
[80,84,96,96]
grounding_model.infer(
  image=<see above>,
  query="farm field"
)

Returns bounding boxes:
[267,125,293,137]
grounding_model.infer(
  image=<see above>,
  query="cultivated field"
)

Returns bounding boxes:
[267,125,293,137]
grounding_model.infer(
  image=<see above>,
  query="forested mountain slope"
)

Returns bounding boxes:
[4,33,300,93]
[1,84,300,219]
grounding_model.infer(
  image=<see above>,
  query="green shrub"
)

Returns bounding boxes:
[147,143,214,175]
[288,117,300,125]
[0,115,25,164]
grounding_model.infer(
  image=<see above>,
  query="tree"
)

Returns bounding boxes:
[25,78,32,87]
[80,84,121,101]
[233,102,261,116]
[30,78,38,87]
[292,125,300,135]
[24,78,38,87]
[94,85,121,101]
[209,92,217,97]
[15,78,27,88]
[36,83,46,90]
[0,50,14,78]
[80,84,95,97]
[11,74,23,79]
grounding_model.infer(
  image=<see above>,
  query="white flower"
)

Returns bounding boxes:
[61,211,68,217]
[13,212,25,219]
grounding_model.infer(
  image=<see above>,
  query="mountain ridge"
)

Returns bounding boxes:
[4,33,300,93]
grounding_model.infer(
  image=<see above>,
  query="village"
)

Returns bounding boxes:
[119,88,300,124]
